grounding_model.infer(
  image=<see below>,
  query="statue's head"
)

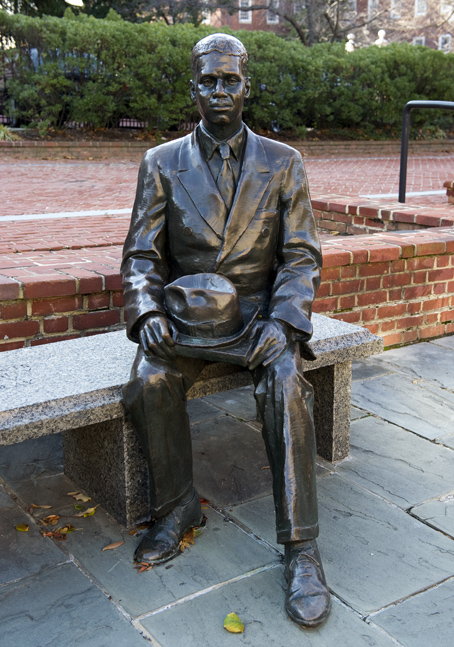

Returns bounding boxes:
[190,34,251,138]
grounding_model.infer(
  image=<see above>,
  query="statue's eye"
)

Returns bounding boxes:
[202,78,213,87]
[227,77,238,85]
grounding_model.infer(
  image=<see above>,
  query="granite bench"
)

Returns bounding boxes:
[0,313,382,527]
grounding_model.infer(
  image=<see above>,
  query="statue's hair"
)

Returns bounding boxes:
[191,34,248,76]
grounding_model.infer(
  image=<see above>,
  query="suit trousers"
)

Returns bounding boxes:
[122,341,319,544]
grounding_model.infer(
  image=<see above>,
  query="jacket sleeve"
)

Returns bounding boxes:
[121,149,169,342]
[268,150,322,341]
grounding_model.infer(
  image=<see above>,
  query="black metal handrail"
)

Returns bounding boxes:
[399,100,454,203]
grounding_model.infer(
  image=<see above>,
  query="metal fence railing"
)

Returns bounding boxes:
[399,100,454,203]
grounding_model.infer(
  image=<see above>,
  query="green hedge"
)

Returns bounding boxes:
[1,9,454,134]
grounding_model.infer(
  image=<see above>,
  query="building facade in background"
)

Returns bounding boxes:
[208,0,453,50]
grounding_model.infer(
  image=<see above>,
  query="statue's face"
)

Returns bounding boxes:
[191,51,250,130]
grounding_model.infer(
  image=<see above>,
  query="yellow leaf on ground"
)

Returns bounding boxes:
[15,523,29,532]
[73,493,91,502]
[74,506,98,518]
[29,504,52,509]
[102,540,125,551]
[82,506,98,517]
[224,612,244,633]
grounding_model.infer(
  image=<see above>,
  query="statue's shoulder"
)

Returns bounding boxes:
[251,130,302,164]
[142,134,190,167]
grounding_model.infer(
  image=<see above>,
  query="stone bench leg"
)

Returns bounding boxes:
[304,361,351,462]
[62,416,149,528]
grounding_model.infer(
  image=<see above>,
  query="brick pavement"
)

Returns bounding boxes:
[2,154,454,217]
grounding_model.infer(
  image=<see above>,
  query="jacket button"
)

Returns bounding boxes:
[261,226,270,238]
[183,226,193,236]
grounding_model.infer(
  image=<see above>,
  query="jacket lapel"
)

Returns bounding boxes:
[177,131,227,239]
[215,128,272,268]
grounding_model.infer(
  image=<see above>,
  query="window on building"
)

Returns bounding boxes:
[267,0,279,23]
[439,33,452,51]
[390,0,402,18]
[239,0,252,23]
[415,0,427,15]
[368,0,379,18]
[413,36,425,45]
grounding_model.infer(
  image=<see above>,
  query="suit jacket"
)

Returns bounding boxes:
[121,125,322,344]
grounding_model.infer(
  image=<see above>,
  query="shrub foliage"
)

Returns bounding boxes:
[1,9,454,134]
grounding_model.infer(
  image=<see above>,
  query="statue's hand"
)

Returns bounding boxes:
[139,315,177,360]
[246,319,292,371]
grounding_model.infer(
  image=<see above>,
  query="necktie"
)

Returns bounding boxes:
[216,142,235,211]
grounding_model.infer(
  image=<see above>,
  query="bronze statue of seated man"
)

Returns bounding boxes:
[121,33,330,628]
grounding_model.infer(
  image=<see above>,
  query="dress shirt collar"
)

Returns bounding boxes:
[197,122,246,162]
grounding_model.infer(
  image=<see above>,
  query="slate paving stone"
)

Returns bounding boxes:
[0,505,64,586]
[336,416,454,507]
[436,433,454,450]
[0,433,63,484]
[372,577,454,647]
[410,493,454,538]
[4,471,85,512]
[59,505,278,617]
[203,385,258,421]
[351,406,368,421]
[352,359,395,383]
[429,335,454,351]
[351,373,454,440]
[192,415,272,506]
[0,562,148,647]
[230,475,454,615]
[140,566,398,647]
[187,397,223,423]
[0,483,16,508]
[370,342,454,391]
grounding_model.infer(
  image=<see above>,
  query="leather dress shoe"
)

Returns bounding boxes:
[284,540,331,628]
[135,489,203,565]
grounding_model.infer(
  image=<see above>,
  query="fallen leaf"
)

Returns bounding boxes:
[134,561,153,574]
[193,527,203,538]
[58,524,76,534]
[67,491,80,496]
[199,497,210,504]
[42,530,66,541]
[261,465,270,469]
[15,523,29,532]
[73,493,91,503]
[29,503,52,510]
[412,380,418,384]
[102,540,125,551]
[224,612,244,633]
[179,528,195,552]
[41,515,60,526]
[74,505,98,518]
[74,504,85,511]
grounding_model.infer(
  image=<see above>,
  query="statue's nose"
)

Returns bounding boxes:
[213,79,227,95]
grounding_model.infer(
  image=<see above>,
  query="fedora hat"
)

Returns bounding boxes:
[164,273,259,349]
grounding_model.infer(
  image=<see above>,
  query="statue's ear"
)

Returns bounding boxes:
[244,77,251,99]
[190,80,196,103]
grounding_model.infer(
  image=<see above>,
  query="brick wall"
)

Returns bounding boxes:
[2,139,454,161]
[313,197,454,235]
[1,228,453,352]
[316,228,454,347]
